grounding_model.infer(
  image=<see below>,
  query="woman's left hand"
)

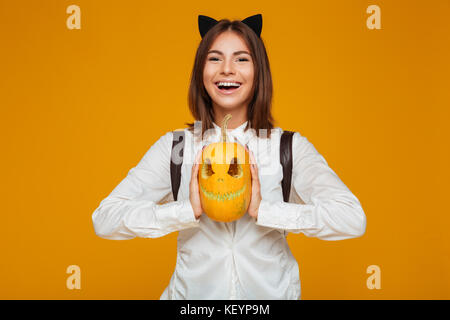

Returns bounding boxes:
[246,148,262,219]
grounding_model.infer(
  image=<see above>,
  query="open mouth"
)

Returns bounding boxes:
[215,82,242,94]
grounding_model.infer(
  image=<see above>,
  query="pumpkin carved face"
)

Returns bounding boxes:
[199,141,251,222]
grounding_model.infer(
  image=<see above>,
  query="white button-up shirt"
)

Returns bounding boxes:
[91,121,366,300]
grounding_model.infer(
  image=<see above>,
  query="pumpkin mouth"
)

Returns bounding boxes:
[200,184,246,202]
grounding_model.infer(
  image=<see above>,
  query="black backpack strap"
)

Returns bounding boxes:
[170,130,185,201]
[280,130,295,202]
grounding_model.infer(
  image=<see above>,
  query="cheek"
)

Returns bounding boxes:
[202,68,216,93]
[242,63,254,79]
[203,63,216,81]
[241,70,254,90]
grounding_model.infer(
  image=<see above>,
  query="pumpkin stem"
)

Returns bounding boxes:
[221,114,232,143]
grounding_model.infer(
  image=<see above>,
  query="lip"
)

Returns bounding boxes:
[214,82,242,95]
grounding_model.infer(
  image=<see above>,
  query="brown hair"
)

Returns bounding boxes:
[185,18,275,139]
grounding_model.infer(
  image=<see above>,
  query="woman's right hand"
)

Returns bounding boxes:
[190,149,204,219]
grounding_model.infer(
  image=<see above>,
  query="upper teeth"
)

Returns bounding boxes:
[217,82,241,87]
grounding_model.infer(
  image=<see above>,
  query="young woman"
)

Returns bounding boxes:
[92,14,366,300]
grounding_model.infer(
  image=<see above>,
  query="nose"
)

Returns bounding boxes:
[217,178,224,182]
[220,57,235,75]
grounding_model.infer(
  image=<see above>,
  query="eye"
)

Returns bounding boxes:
[201,158,215,179]
[238,58,249,62]
[227,157,243,178]
[208,57,220,61]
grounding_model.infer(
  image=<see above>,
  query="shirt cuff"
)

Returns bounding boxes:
[155,199,200,231]
[255,199,315,230]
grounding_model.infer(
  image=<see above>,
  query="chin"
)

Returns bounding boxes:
[214,102,244,111]
[212,96,247,108]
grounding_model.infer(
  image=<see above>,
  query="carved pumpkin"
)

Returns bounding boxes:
[198,114,251,222]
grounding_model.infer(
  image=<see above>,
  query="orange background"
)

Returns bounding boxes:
[1,0,449,299]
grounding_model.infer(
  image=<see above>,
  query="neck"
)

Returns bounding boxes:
[213,105,248,130]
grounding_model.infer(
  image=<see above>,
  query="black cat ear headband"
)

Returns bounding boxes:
[198,14,262,38]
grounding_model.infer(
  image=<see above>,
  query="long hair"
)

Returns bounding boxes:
[185,18,275,139]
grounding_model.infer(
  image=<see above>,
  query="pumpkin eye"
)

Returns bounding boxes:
[201,158,215,179]
[227,157,243,178]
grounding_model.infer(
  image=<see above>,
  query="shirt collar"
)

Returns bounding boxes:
[212,120,248,132]
[209,120,253,146]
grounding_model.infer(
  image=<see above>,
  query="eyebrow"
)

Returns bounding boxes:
[207,50,251,56]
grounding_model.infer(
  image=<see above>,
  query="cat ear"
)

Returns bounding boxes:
[198,14,263,39]
[241,14,262,38]
[198,15,218,38]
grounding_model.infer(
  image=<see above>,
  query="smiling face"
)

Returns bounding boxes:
[203,31,255,113]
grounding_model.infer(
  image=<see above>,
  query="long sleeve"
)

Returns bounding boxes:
[256,132,366,240]
[91,131,199,240]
